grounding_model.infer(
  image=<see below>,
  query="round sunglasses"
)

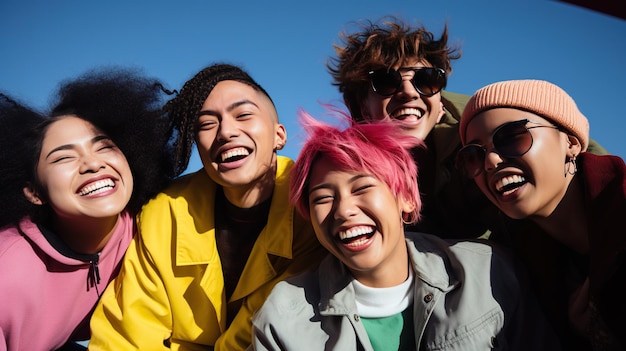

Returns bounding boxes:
[455,119,561,178]
[368,67,447,97]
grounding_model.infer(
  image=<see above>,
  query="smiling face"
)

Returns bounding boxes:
[360,60,444,141]
[307,156,413,287]
[195,80,286,206]
[464,108,578,219]
[26,115,133,222]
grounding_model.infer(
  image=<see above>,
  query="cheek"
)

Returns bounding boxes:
[371,193,395,213]
[119,163,134,191]
[255,128,279,149]
[309,204,331,229]
[37,165,69,193]
[109,154,134,182]
[424,95,441,112]
[527,156,564,188]
[475,176,494,200]
[525,138,567,177]
[362,96,387,120]
[195,132,218,161]
[195,130,217,150]
[310,210,334,247]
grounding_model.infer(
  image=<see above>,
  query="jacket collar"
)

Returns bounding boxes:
[318,234,458,315]
[430,91,469,191]
[18,212,132,266]
[173,156,297,300]
[405,234,459,292]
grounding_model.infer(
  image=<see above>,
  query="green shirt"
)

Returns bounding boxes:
[362,307,415,351]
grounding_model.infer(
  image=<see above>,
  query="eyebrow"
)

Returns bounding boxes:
[197,99,260,117]
[45,135,112,160]
[308,173,372,194]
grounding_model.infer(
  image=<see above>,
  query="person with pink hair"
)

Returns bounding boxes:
[251,111,559,350]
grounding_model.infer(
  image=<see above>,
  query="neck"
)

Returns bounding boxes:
[352,242,410,288]
[223,164,277,208]
[531,176,589,254]
[52,214,121,255]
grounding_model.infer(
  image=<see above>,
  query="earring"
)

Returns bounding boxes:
[564,155,578,177]
[401,212,413,225]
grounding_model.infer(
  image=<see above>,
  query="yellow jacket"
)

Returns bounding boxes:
[89,156,326,350]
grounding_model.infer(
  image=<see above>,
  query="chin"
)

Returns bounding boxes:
[399,129,425,141]
[501,208,530,220]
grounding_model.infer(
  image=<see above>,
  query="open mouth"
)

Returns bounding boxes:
[338,225,375,246]
[495,174,527,196]
[78,178,115,196]
[220,147,250,163]
[390,107,423,121]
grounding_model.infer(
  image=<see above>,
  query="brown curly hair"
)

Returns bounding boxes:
[327,16,461,121]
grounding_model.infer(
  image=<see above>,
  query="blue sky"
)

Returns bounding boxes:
[2,0,625,174]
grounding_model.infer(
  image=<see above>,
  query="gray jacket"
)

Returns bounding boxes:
[252,232,560,350]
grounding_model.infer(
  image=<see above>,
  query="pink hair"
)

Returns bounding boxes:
[290,109,423,224]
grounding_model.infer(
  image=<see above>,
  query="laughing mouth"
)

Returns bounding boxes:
[338,225,375,245]
[220,147,250,163]
[78,179,115,196]
[390,107,423,120]
[495,174,527,196]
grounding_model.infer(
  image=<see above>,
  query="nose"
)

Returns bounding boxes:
[395,75,420,100]
[79,153,106,174]
[333,195,359,221]
[483,147,504,173]
[216,116,239,141]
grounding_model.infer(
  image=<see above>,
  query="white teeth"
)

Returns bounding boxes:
[495,175,526,192]
[391,108,422,119]
[79,179,115,196]
[338,226,374,240]
[221,147,250,162]
[345,237,370,247]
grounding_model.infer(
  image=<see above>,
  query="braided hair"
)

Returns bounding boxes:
[164,63,274,175]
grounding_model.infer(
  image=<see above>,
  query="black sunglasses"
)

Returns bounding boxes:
[455,119,561,178]
[368,67,447,97]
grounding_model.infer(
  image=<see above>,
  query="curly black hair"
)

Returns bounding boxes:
[163,63,274,175]
[0,67,177,227]
[0,94,46,228]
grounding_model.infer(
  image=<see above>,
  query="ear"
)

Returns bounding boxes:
[566,134,583,158]
[275,123,287,151]
[399,195,416,217]
[436,101,445,123]
[23,183,44,205]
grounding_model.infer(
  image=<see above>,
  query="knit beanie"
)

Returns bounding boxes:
[460,80,589,151]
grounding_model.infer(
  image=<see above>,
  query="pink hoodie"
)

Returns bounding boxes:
[0,212,133,351]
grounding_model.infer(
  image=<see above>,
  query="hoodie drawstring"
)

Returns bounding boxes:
[88,252,102,296]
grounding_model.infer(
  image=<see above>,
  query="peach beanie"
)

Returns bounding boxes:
[460,79,589,151]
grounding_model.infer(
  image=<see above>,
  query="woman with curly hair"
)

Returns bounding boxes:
[0,68,176,351]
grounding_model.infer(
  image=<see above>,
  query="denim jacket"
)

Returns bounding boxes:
[252,232,560,350]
